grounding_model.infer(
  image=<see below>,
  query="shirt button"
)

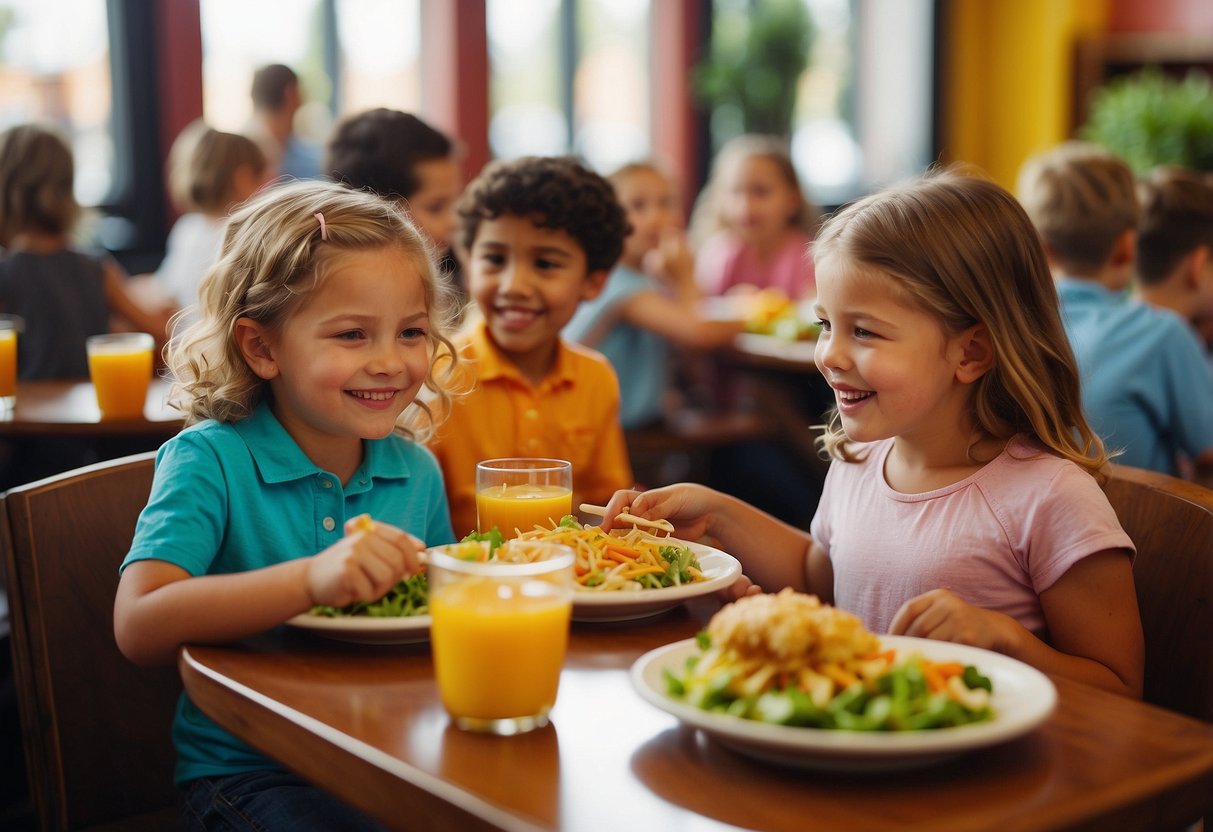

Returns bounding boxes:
[524,409,539,420]
[322,517,336,532]
[320,478,333,489]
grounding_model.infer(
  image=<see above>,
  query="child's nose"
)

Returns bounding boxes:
[815,331,848,371]
[497,263,532,295]
[366,340,407,376]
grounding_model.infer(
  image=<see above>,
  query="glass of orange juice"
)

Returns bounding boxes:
[476,458,573,537]
[0,315,23,411]
[428,540,575,735]
[86,332,155,420]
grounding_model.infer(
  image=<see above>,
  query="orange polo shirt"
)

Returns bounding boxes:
[429,320,634,537]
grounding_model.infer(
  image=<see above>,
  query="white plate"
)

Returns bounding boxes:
[285,612,431,645]
[572,541,741,622]
[631,635,1056,772]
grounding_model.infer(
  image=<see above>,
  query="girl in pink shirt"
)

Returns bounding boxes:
[603,170,1144,699]
[690,134,819,300]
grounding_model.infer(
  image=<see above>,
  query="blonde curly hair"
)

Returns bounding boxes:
[167,179,461,442]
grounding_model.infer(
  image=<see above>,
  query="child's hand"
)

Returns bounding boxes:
[643,229,695,288]
[600,483,717,542]
[718,572,762,602]
[888,588,1018,653]
[305,515,424,610]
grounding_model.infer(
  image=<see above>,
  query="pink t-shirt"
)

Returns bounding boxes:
[809,436,1133,636]
[696,230,815,299]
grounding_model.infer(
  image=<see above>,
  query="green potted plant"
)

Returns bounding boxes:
[694,0,815,141]
[1081,68,1213,173]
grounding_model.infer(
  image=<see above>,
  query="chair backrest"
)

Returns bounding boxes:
[1102,464,1213,723]
[1,452,181,830]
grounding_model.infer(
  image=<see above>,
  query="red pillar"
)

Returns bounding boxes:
[420,0,492,185]
[153,0,203,219]
[651,0,705,218]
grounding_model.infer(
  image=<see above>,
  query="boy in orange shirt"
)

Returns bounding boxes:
[430,156,634,535]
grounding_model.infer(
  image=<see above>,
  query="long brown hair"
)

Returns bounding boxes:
[815,168,1109,475]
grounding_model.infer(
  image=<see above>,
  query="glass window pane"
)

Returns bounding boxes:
[790,0,934,205]
[335,0,421,114]
[487,0,566,159]
[200,0,332,146]
[0,0,113,206]
[573,0,650,173]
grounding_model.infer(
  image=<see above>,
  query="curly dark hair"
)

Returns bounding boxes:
[326,108,454,201]
[455,156,628,273]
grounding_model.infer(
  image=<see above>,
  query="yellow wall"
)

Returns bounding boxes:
[942,0,1108,190]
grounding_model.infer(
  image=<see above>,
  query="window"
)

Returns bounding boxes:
[486,0,651,173]
[793,0,935,205]
[0,0,113,206]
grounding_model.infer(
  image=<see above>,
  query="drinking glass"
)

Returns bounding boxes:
[475,458,573,537]
[86,332,155,419]
[429,540,575,734]
[0,315,22,411]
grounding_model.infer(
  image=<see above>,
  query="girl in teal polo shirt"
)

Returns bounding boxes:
[114,181,463,831]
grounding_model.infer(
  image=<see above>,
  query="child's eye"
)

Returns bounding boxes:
[479,253,505,267]
[535,258,559,271]
[400,327,427,340]
[816,319,830,332]
[854,327,875,338]
[336,330,365,341]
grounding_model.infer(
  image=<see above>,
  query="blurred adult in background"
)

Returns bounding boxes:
[248,63,322,181]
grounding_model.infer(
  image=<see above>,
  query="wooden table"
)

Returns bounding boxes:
[0,377,183,438]
[179,600,1213,832]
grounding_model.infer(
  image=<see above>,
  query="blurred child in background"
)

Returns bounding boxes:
[0,123,169,378]
[430,156,633,535]
[564,161,743,430]
[154,120,268,317]
[689,134,819,300]
[1017,142,1213,484]
[326,108,465,306]
[1134,165,1213,351]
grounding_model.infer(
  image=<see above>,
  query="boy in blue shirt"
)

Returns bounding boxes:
[1017,142,1213,484]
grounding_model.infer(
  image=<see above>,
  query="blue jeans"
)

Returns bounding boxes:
[180,769,386,831]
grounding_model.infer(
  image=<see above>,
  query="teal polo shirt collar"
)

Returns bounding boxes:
[231,402,414,494]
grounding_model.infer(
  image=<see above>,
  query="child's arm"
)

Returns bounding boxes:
[114,516,424,666]
[600,483,827,599]
[888,549,1143,697]
[624,231,745,349]
[102,259,173,343]
[619,289,745,350]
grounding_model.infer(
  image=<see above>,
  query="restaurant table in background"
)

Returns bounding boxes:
[179,598,1213,832]
[0,377,182,489]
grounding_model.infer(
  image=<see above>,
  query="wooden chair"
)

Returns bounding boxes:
[1102,464,1213,724]
[1,452,180,830]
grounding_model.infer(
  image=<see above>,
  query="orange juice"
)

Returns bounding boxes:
[88,343,153,419]
[476,483,573,536]
[0,327,16,403]
[430,577,571,721]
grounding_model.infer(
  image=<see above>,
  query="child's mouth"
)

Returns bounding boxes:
[348,390,397,410]
[495,307,542,329]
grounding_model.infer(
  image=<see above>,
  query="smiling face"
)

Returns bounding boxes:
[237,245,433,480]
[467,214,606,382]
[615,168,681,269]
[813,257,981,452]
[404,157,460,250]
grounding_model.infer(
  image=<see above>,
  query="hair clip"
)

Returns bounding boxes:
[314,212,328,241]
